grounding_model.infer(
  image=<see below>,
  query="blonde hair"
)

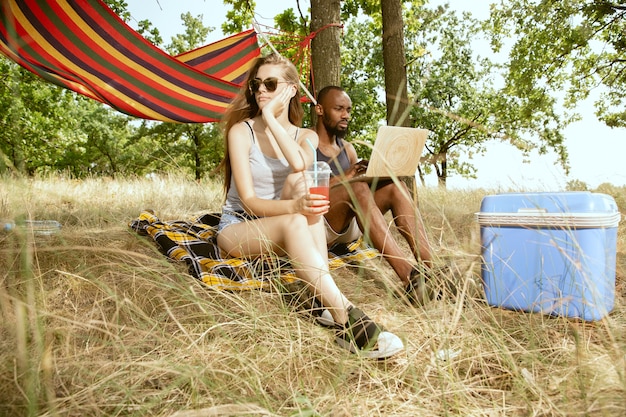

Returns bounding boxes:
[220,53,304,194]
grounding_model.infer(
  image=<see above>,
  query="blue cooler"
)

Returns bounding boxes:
[477,192,621,321]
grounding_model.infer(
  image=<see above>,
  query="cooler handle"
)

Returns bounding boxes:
[517,208,547,213]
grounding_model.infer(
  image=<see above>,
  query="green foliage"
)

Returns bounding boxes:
[275,7,308,34]
[221,0,256,34]
[262,8,310,65]
[134,19,163,46]
[2,0,619,187]
[566,179,589,191]
[341,0,384,19]
[61,97,136,177]
[0,2,225,180]
[0,56,145,178]
[0,59,79,175]
[102,0,130,20]
[134,122,224,180]
[488,0,626,128]
[167,13,214,55]
[103,0,162,45]
[339,2,572,186]
[339,19,386,158]
[140,13,226,180]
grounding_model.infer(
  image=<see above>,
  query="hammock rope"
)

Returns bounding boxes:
[253,21,344,105]
[253,20,317,105]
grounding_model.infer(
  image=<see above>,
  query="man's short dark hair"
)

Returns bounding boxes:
[317,85,345,106]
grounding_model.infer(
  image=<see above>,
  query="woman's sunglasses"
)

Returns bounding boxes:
[248,77,289,93]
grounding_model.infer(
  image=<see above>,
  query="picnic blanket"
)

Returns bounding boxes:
[129,210,378,291]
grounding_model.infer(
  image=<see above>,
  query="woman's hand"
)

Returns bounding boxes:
[262,85,294,119]
[294,192,330,217]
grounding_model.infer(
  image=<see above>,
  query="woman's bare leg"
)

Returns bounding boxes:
[282,172,329,263]
[217,214,349,324]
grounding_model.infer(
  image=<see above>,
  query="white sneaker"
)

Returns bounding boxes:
[315,309,335,327]
[365,330,405,359]
[334,306,405,359]
[336,330,404,359]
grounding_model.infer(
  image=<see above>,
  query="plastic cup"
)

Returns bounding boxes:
[305,161,332,200]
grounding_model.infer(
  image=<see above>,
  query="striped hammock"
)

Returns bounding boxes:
[0,0,260,122]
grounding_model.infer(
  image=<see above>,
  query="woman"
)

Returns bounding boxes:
[216,53,403,359]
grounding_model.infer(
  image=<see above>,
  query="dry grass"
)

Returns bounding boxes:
[1,175,624,416]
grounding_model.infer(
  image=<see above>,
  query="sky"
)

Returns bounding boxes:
[124,0,626,190]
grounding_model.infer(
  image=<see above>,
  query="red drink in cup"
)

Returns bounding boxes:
[305,162,332,201]
[309,185,330,200]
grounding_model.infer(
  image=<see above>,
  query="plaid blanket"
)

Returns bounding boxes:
[129,210,378,291]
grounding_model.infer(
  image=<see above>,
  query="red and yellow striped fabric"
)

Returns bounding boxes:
[0,0,261,123]
[176,29,259,87]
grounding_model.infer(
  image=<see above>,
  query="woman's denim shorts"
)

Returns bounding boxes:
[217,210,257,234]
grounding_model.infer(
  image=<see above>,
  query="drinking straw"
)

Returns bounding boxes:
[305,138,317,186]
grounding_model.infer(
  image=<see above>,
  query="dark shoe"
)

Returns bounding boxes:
[309,297,336,327]
[435,263,459,299]
[402,267,435,306]
[335,306,404,359]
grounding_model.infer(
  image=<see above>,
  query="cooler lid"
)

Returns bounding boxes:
[476,210,621,228]
[479,191,618,213]
[476,191,621,228]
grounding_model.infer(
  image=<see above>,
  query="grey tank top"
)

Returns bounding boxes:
[316,137,351,176]
[222,121,299,213]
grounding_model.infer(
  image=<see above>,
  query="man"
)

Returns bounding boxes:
[314,85,435,305]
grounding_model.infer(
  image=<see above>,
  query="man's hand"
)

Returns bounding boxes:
[329,160,369,187]
[350,159,369,178]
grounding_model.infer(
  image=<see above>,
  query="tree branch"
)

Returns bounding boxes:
[608,3,626,11]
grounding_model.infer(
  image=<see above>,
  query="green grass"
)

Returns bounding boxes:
[1,175,624,416]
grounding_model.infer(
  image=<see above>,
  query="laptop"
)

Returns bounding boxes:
[336,125,429,185]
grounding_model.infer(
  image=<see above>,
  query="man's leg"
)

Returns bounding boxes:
[372,181,433,268]
[373,181,454,305]
[326,181,415,286]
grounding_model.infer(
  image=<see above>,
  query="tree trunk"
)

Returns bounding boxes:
[187,125,202,181]
[438,157,447,187]
[193,130,201,181]
[381,0,417,190]
[310,0,341,110]
[381,0,410,128]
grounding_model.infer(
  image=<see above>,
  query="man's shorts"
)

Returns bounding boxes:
[324,217,362,245]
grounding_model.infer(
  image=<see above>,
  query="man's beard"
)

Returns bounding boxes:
[324,116,348,138]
